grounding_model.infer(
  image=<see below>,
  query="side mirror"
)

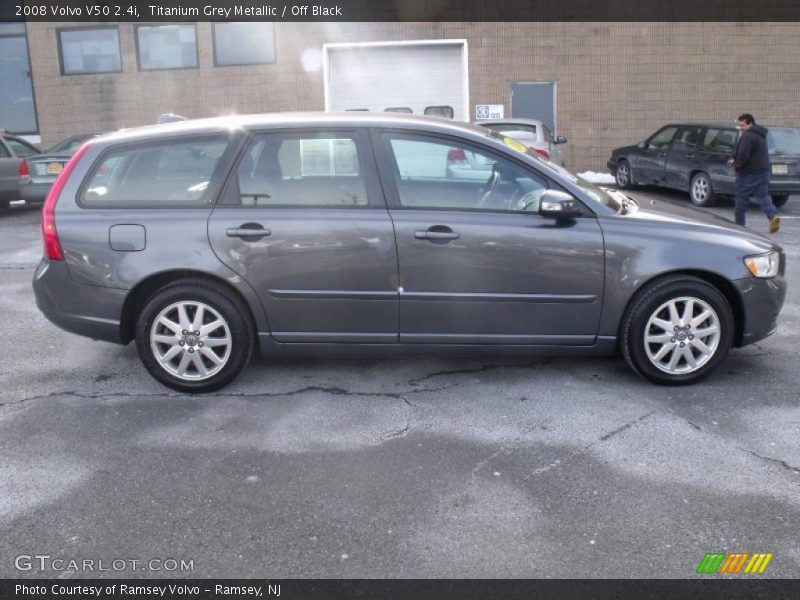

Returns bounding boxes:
[555,136,568,144]
[637,141,646,149]
[539,190,582,220]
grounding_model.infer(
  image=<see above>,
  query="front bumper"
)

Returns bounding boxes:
[734,275,787,346]
[33,259,127,345]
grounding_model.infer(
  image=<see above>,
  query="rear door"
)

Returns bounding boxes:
[208,128,399,343]
[373,129,605,344]
[664,125,704,190]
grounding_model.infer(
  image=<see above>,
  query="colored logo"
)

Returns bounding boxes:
[696,552,773,574]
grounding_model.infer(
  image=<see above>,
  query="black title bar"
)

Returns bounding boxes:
[3,579,800,600]
[4,0,800,22]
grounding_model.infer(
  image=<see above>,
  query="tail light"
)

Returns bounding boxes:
[42,143,90,261]
[18,159,31,182]
[530,147,550,159]
[447,148,467,162]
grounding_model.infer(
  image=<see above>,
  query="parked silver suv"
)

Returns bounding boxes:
[33,113,786,392]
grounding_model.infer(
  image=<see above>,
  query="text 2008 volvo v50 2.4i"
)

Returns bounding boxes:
[33,113,786,392]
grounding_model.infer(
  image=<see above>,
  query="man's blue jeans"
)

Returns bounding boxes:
[734,170,776,226]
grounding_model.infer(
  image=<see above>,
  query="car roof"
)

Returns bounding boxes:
[94,112,494,145]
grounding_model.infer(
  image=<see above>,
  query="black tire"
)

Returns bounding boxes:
[620,276,734,386]
[615,159,634,189]
[135,281,254,393]
[689,172,716,207]
[771,194,789,208]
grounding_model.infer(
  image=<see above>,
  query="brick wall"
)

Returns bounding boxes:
[25,21,800,172]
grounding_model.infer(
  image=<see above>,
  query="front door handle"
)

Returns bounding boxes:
[226,223,271,239]
[685,153,695,159]
[414,226,460,241]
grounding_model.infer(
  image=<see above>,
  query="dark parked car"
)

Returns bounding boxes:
[607,123,800,207]
[18,133,101,206]
[0,130,41,210]
[33,113,786,392]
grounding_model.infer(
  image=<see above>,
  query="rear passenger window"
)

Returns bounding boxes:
[82,137,228,205]
[702,128,738,154]
[236,132,368,207]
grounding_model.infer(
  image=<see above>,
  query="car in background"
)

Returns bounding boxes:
[32,112,785,393]
[18,132,102,206]
[0,130,41,210]
[475,118,568,166]
[608,123,800,208]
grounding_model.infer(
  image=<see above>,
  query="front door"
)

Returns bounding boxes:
[373,130,605,344]
[634,125,678,184]
[208,129,399,343]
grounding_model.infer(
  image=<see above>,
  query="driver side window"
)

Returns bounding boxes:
[383,133,548,212]
[647,126,678,150]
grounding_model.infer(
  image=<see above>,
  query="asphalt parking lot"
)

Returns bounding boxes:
[1,189,798,579]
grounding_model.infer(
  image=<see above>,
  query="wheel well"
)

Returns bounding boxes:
[620,270,745,347]
[119,270,257,345]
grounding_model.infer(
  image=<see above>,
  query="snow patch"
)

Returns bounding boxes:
[578,171,616,185]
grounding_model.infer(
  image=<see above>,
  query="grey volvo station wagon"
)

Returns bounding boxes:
[33,113,786,392]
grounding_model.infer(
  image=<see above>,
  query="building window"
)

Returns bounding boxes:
[58,27,122,75]
[136,24,198,71]
[0,23,38,134]
[212,23,276,67]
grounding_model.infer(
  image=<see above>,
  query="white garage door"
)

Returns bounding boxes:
[324,41,468,121]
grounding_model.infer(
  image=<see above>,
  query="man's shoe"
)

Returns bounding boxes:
[769,216,781,233]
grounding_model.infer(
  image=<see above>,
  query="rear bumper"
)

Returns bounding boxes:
[19,182,50,205]
[734,275,787,347]
[33,259,127,345]
[768,180,800,195]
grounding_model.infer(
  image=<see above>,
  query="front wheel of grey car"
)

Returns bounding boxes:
[621,276,734,385]
[689,172,716,207]
[135,282,254,393]
[615,159,633,189]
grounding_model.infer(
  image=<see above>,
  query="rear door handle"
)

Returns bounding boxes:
[685,153,695,158]
[226,224,271,239]
[414,226,460,241]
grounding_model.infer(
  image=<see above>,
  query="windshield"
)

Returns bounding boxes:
[768,128,800,156]
[485,129,623,212]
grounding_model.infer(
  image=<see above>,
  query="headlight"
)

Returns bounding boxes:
[744,251,780,278]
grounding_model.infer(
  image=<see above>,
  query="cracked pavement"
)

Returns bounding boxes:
[1,194,799,578]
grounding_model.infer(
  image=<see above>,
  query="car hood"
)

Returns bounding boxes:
[607,192,777,252]
[611,144,638,156]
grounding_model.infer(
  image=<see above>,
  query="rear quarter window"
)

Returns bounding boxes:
[81,136,228,206]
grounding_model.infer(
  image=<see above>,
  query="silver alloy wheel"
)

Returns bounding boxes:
[616,162,630,187]
[644,296,721,375]
[691,174,710,204]
[150,301,232,381]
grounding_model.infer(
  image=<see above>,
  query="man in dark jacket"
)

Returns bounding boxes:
[728,113,780,232]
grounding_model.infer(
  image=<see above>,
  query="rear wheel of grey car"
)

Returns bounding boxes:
[689,172,716,207]
[771,194,789,208]
[615,159,633,189]
[135,282,254,393]
[621,276,734,385]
